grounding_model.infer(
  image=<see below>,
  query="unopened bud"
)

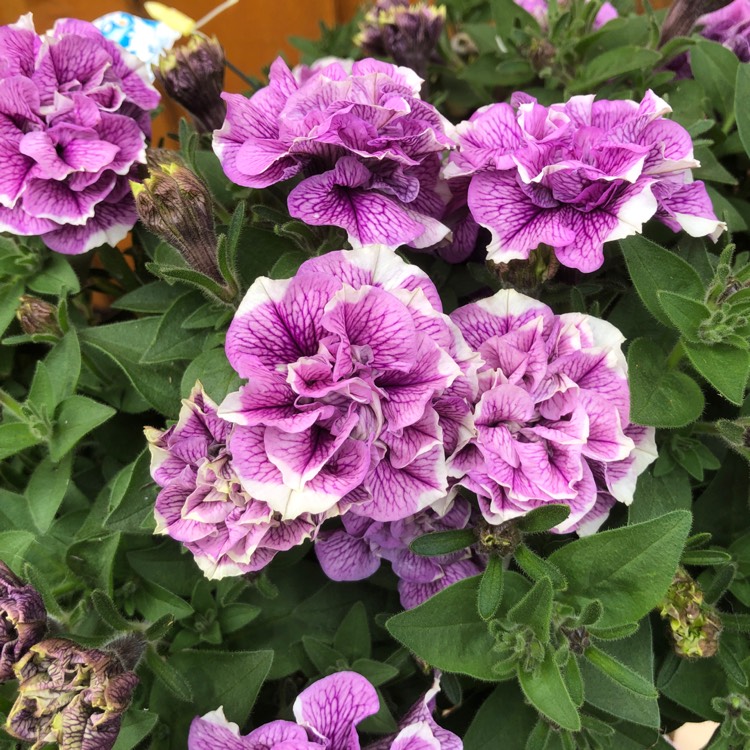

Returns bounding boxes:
[155,34,226,133]
[660,567,723,658]
[6,638,138,750]
[477,521,522,558]
[356,1,446,78]
[0,561,47,683]
[16,296,61,337]
[132,160,222,283]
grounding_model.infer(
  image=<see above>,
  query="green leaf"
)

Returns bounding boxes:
[27,254,80,295]
[25,453,73,533]
[111,710,159,750]
[691,40,739,118]
[302,636,344,673]
[717,642,748,687]
[0,531,35,569]
[386,574,530,681]
[464,682,538,750]
[573,47,661,92]
[66,533,120,594]
[621,236,705,327]
[112,282,185,313]
[507,577,553,643]
[49,395,115,461]
[514,544,568,590]
[181,348,242,404]
[333,601,371,662]
[165,649,273,724]
[44,330,81,405]
[548,511,692,630]
[491,0,538,37]
[656,292,711,342]
[477,555,504,621]
[0,280,24,337]
[410,529,476,557]
[351,658,400,687]
[145,647,193,702]
[106,451,158,534]
[584,645,658,698]
[269,251,310,280]
[517,504,570,533]
[564,656,584,707]
[0,422,43,460]
[133,578,194,622]
[517,647,581,732]
[218,603,261,633]
[628,339,705,428]
[141,292,209,364]
[737,63,750,159]
[81,318,183,416]
[91,589,132,631]
[681,549,732,566]
[629,470,692,525]
[683,341,750,406]
[580,620,660,727]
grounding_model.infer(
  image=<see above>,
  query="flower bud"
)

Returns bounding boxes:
[132,161,222,283]
[6,638,138,750]
[660,567,723,658]
[0,561,47,683]
[356,1,446,78]
[155,34,226,133]
[660,0,735,45]
[16,296,62,337]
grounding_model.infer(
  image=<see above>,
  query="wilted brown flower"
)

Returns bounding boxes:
[6,638,138,750]
[0,561,46,683]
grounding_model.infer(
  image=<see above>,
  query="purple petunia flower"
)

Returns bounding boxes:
[146,383,319,579]
[219,246,480,524]
[698,0,750,61]
[213,57,454,250]
[448,289,657,534]
[448,90,724,272]
[514,0,618,29]
[0,15,160,254]
[188,671,462,750]
[315,496,483,609]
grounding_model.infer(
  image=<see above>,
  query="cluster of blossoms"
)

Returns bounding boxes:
[189,671,461,750]
[449,290,657,533]
[447,90,724,272]
[514,0,618,29]
[0,562,138,750]
[0,15,159,254]
[213,57,455,250]
[148,246,657,604]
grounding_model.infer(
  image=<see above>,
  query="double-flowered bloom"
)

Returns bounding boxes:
[698,0,750,62]
[213,58,454,249]
[448,289,657,534]
[0,15,160,253]
[146,384,319,579]
[219,246,479,524]
[447,90,724,272]
[188,671,461,750]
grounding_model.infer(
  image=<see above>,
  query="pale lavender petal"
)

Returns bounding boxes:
[315,529,381,581]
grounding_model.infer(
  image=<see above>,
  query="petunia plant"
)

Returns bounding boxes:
[0,1,749,749]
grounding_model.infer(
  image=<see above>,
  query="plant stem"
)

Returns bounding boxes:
[666,340,685,369]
